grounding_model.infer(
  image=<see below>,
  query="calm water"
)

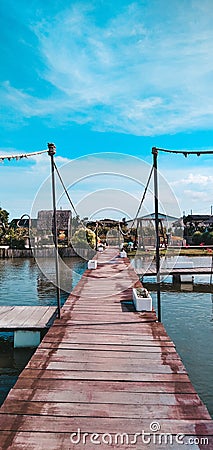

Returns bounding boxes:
[151,291,213,418]
[0,256,212,418]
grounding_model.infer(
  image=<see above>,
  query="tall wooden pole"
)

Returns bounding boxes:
[118,223,121,248]
[152,147,161,322]
[95,222,98,251]
[48,143,61,319]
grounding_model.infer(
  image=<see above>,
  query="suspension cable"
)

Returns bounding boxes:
[53,162,87,229]
[119,165,154,236]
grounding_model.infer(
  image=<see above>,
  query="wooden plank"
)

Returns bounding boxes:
[0,414,212,435]
[53,317,157,325]
[47,327,171,336]
[0,306,28,327]
[42,334,175,346]
[32,348,181,361]
[0,400,210,420]
[39,341,178,353]
[19,368,190,382]
[25,357,186,373]
[20,307,56,328]
[44,328,172,338]
[51,321,167,331]
[21,307,53,327]
[37,307,57,326]
[5,388,201,404]
[44,327,174,340]
[0,306,15,319]
[0,306,56,330]
[13,379,198,394]
[21,307,44,326]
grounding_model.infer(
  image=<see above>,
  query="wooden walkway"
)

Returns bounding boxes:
[0,248,212,449]
[0,306,57,331]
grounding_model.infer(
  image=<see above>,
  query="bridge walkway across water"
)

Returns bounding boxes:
[0,248,212,449]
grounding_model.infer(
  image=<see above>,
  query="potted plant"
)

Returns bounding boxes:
[132,287,152,311]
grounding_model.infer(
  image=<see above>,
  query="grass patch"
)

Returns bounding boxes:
[128,248,213,257]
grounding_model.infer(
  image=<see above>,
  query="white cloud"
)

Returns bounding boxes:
[184,189,209,201]
[1,1,213,135]
[171,173,213,187]
[163,165,213,214]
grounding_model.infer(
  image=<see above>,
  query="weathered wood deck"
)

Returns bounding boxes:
[0,306,57,331]
[0,248,212,449]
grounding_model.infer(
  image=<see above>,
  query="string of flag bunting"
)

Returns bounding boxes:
[0,149,48,162]
[155,147,213,157]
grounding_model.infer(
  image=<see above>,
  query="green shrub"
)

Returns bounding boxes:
[192,231,203,244]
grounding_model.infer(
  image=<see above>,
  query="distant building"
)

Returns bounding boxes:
[87,219,121,228]
[126,213,179,229]
[36,210,72,246]
[126,213,182,248]
[183,214,213,227]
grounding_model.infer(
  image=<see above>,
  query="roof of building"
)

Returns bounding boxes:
[126,213,179,223]
[183,214,213,224]
[9,218,37,228]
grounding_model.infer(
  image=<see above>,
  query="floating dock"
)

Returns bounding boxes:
[0,306,57,347]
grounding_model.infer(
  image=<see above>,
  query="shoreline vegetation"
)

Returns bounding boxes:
[0,246,213,259]
[127,247,213,257]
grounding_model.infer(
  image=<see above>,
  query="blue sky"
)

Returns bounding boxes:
[0,0,213,220]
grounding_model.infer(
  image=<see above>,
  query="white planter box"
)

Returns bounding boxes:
[88,260,97,269]
[132,288,152,312]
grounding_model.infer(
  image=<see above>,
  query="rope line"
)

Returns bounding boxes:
[0,149,48,162]
[154,147,213,157]
[53,162,87,229]
[119,165,154,236]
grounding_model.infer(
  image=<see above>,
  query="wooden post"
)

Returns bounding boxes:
[152,147,161,322]
[134,222,138,250]
[95,222,98,251]
[118,223,121,248]
[48,143,61,319]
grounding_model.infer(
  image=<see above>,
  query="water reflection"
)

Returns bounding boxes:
[0,257,86,307]
[0,334,35,405]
